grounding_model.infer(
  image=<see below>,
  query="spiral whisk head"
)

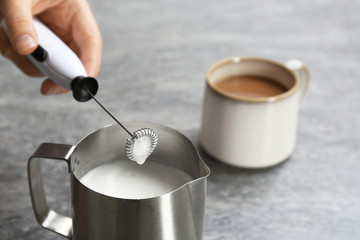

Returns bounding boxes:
[125,128,158,165]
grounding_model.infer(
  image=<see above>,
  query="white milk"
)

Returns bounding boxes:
[80,160,193,199]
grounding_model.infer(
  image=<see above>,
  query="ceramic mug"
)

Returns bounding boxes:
[27,122,210,240]
[200,56,310,168]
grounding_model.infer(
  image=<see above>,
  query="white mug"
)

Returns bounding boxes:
[200,56,310,168]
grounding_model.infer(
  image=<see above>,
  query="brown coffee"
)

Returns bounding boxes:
[214,75,287,98]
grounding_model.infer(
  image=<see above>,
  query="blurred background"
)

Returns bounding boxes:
[1,0,359,239]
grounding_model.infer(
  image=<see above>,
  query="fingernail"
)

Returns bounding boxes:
[14,34,36,53]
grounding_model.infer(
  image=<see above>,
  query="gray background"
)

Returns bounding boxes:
[1,0,359,239]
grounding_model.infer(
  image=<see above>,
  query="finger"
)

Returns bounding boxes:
[31,0,65,16]
[0,24,13,57]
[1,0,38,55]
[72,1,102,77]
[78,33,102,78]
[40,78,68,95]
[5,48,43,76]
[0,26,43,76]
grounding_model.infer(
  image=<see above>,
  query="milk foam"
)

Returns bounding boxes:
[80,160,193,199]
[132,136,152,164]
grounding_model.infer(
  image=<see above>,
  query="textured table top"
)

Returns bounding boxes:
[1,0,359,239]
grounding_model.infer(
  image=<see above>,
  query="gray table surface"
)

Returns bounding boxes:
[1,0,359,239]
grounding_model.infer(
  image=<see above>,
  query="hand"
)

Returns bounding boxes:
[0,0,102,95]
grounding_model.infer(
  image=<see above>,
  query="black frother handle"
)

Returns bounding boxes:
[71,76,99,102]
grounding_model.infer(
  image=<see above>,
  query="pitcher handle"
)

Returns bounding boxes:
[285,59,310,100]
[28,143,74,239]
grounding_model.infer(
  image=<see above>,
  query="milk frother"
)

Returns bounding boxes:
[1,18,157,164]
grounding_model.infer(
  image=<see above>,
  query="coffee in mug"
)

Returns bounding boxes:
[213,75,288,98]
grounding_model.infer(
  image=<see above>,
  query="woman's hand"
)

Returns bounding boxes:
[0,0,102,95]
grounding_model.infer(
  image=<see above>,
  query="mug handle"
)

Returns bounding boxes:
[285,59,310,100]
[28,143,74,239]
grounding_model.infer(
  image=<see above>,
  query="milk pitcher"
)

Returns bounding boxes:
[27,122,210,240]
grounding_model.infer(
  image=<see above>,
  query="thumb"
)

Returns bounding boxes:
[2,0,37,55]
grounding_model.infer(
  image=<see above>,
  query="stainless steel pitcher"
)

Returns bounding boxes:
[27,122,210,240]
